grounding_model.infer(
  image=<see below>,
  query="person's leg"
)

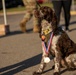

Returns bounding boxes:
[20,11,32,32]
[52,1,62,25]
[62,0,72,30]
[33,16,40,32]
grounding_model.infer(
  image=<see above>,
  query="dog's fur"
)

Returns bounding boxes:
[33,6,76,75]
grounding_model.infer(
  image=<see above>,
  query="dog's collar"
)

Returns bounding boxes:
[41,20,52,35]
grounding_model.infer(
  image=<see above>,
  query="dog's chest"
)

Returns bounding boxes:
[51,35,61,53]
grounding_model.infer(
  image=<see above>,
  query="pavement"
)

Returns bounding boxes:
[0,10,76,16]
[0,12,76,75]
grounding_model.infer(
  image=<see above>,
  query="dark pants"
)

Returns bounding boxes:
[52,0,72,29]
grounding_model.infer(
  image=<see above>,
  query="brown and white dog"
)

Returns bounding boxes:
[33,6,76,75]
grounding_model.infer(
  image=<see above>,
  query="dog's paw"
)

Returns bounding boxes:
[33,71,41,75]
[54,72,60,75]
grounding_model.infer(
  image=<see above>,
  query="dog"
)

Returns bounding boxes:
[33,6,76,75]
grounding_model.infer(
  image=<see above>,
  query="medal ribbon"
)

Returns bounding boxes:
[42,32,53,54]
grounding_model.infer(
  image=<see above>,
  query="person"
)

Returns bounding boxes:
[52,0,72,31]
[20,0,40,33]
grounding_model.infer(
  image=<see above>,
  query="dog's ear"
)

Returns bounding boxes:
[34,9,42,34]
[51,11,58,33]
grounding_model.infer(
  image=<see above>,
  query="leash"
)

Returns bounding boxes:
[36,0,42,8]
[42,32,53,54]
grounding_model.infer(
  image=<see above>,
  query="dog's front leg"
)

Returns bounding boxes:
[37,56,47,72]
[33,47,48,75]
[33,56,47,75]
[53,50,61,75]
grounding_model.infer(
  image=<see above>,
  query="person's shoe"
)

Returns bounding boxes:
[20,23,26,33]
[65,27,69,31]
[65,27,70,32]
[33,25,40,33]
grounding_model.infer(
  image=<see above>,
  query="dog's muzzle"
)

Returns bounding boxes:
[41,19,52,35]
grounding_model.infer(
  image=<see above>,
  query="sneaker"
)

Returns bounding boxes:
[20,23,26,33]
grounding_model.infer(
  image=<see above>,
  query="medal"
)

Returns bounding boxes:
[44,57,50,63]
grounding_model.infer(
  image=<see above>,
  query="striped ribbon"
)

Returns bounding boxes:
[42,32,53,54]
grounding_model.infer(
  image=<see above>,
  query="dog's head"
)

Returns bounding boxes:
[34,6,58,37]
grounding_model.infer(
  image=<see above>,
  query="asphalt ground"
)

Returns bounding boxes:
[0,13,76,75]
